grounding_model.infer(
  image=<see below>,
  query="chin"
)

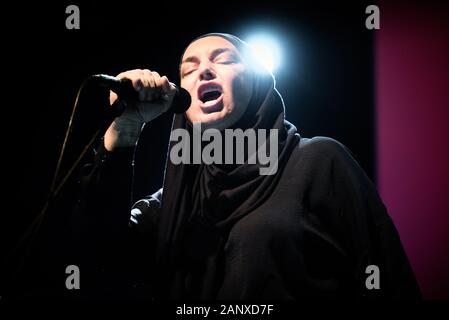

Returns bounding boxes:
[201,113,240,131]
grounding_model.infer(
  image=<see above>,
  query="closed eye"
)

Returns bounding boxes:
[214,52,240,65]
[182,68,197,78]
[217,59,236,65]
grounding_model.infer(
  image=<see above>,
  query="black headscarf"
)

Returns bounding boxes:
[155,33,300,298]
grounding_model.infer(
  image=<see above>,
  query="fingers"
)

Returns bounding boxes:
[115,69,172,102]
[140,70,160,101]
[116,70,143,91]
[160,76,171,93]
[160,76,177,96]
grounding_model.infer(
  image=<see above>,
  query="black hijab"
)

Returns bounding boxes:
[155,33,300,298]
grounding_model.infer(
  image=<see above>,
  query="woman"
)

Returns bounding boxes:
[78,33,420,299]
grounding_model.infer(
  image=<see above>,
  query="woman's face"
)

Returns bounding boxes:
[180,36,253,129]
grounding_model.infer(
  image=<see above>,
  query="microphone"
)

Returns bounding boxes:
[90,74,191,114]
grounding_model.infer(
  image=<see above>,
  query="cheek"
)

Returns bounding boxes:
[181,79,195,100]
[230,73,253,108]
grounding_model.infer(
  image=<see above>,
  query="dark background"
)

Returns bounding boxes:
[4,0,448,301]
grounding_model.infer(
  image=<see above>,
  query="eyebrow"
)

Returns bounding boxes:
[181,48,237,65]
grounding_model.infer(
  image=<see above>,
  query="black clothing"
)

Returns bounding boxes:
[72,33,420,300]
[74,134,420,299]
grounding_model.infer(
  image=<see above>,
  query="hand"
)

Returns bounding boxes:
[104,69,177,151]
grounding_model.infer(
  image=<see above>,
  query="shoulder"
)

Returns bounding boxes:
[285,135,363,182]
[297,136,352,162]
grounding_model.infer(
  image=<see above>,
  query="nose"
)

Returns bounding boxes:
[199,63,216,81]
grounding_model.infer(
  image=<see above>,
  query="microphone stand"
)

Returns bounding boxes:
[9,76,128,283]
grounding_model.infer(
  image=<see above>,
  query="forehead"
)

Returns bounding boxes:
[182,36,238,59]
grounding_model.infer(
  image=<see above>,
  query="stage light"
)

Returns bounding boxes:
[245,34,282,74]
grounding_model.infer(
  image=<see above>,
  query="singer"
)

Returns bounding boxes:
[72,33,420,299]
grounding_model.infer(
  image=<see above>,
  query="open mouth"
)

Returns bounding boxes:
[198,84,224,112]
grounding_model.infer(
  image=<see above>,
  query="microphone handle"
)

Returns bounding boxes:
[111,78,139,103]
[91,74,190,114]
[112,79,191,115]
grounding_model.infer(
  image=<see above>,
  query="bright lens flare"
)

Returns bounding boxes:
[246,35,281,73]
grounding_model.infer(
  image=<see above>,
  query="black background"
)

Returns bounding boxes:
[3,0,375,301]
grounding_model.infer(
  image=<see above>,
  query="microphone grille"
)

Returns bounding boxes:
[172,87,191,114]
